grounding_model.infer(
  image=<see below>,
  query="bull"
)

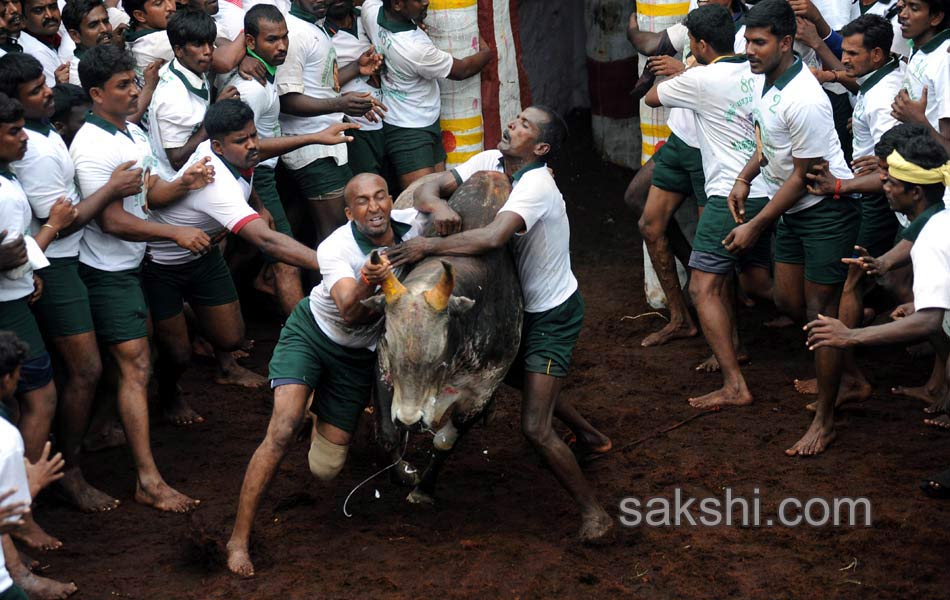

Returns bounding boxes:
[364,172,523,505]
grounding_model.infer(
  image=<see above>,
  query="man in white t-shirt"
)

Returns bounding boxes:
[891,0,950,150]
[62,0,113,86]
[17,0,70,86]
[144,98,350,434]
[277,0,381,247]
[327,0,385,175]
[72,44,216,513]
[123,0,175,79]
[387,106,614,543]
[0,0,24,55]
[361,0,492,189]
[724,0,858,457]
[226,171,423,577]
[645,4,772,409]
[0,52,142,514]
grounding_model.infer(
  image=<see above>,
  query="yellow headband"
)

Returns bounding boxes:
[887,150,950,186]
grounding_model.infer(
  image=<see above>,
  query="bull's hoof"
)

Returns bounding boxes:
[406,488,435,506]
[389,460,421,488]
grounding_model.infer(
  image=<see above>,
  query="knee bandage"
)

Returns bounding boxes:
[308,430,349,481]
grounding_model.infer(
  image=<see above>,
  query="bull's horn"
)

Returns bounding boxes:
[423,261,455,312]
[372,250,406,303]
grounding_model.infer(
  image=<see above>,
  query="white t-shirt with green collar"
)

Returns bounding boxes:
[310,208,423,349]
[751,56,853,214]
[328,7,383,132]
[147,59,212,180]
[226,55,282,169]
[901,29,950,131]
[12,119,83,258]
[126,28,175,81]
[0,171,36,301]
[71,113,157,272]
[656,55,769,199]
[360,0,453,129]
[452,150,578,314]
[147,140,260,265]
[851,57,903,160]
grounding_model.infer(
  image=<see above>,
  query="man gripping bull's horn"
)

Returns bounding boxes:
[226,173,425,577]
[387,106,614,543]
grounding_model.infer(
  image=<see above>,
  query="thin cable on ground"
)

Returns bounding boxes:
[343,430,410,518]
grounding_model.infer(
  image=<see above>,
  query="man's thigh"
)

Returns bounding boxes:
[81,264,149,346]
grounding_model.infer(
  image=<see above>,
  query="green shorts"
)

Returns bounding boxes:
[774,197,861,284]
[142,247,239,322]
[347,127,387,175]
[651,132,708,206]
[508,290,585,379]
[899,202,944,243]
[268,299,376,434]
[287,157,353,198]
[0,583,28,600]
[383,120,447,176]
[855,193,899,259]
[79,262,148,345]
[254,165,293,237]
[32,256,95,337]
[0,296,45,359]
[689,195,772,273]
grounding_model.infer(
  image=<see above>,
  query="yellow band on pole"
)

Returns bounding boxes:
[451,131,484,147]
[446,149,481,164]
[640,123,672,138]
[636,2,690,17]
[441,114,483,131]
[430,0,477,10]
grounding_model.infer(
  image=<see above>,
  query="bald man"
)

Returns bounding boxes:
[227,173,425,578]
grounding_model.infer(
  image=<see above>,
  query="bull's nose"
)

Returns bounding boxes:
[394,407,425,430]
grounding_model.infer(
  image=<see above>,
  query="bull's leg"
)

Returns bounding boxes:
[372,369,420,487]
[406,408,484,505]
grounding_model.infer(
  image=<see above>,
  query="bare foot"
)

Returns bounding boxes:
[640,320,697,347]
[135,480,200,513]
[805,377,873,412]
[764,315,794,328]
[923,414,950,431]
[688,385,753,409]
[59,469,120,513]
[226,541,255,577]
[785,420,836,456]
[578,507,614,543]
[163,393,205,426]
[14,570,77,599]
[12,514,62,551]
[215,363,266,389]
[794,378,817,395]
[694,352,750,373]
[924,393,950,415]
[83,419,126,452]
[892,384,943,405]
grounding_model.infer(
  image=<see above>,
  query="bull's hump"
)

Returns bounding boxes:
[451,172,511,232]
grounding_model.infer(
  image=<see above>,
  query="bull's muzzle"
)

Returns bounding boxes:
[393,406,427,432]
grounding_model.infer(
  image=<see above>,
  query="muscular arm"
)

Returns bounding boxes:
[748,156,819,228]
[212,35,246,74]
[164,127,209,173]
[331,275,383,325]
[144,174,197,209]
[644,84,662,108]
[97,200,185,242]
[418,211,524,256]
[236,218,319,270]
[626,12,668,55]
[852,308,944,345]
[413,171,459,213]
[279,92,343,117]
[447,49,492,81]
[877,239,913,273]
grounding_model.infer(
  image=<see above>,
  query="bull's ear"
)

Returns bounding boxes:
[448,295,475,315]
[361,294,388,312]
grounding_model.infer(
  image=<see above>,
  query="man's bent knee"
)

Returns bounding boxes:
[308,430,349,481]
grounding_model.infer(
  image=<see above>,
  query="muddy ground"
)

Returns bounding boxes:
[30,113,950,599]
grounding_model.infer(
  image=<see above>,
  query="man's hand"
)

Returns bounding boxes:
[0,489,29,535]
[363,97,388,123]
[851,155,880,175]
[25,441,64,497]
[841,245,887,276]
[360,253,392,286]
[179,156,215,190]
[260,206,275,231]
[338,91,378,117]
[357,47,383,77]
[727,180,750,223]
[385,237,433,268]
[108,160,145,199]
[789,0,821,22]
[805,160,836,195]
[216,85,241,102]
[47,197,79,232]
[646,55,684,77]
[805,314,857,350]
[239,54,267,86]
[311,122,360,145]
[430,204,461,236]
[795,16,823,49]
[891,302,915,320]
[143,59,164,89]
[172,227,212,254]
[892,87,928,125]
[29,274,43,305]
[810,67,836,84]
[722,221,762,255]
[0,232,27,271]
[54,63,70,85]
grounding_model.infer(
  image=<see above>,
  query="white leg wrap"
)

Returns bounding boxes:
[308,430,349,481]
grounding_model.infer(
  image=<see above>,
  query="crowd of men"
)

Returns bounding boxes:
[1,0,950,595]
